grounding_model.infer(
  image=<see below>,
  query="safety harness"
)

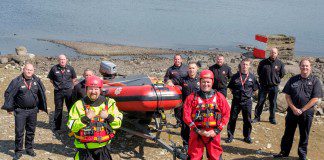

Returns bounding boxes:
[73,98,115,143]
[192,95,222,129]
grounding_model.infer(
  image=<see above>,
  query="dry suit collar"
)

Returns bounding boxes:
[84,95,106,107]
[198,90,215,99]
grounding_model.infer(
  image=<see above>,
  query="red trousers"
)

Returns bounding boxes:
[188,129,222,160]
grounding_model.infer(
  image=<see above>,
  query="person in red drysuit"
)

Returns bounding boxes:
[183,70,230,160]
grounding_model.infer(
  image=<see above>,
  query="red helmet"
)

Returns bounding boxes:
[200,70,214,83]
[85,76,103,88]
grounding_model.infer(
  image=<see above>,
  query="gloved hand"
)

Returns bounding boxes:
[86,108,96,119]
[198,129,210,137]
[105,114,115,123]
[207,128,221,137]
[99,109,109,119]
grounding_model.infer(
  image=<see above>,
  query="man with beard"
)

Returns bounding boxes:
[68,76,123,160]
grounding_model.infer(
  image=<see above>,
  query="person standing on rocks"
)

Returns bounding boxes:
[48,54,77,131]
[274,58,322,160]
[183,70,230,160]
[209,54,233,97]
[72,68,94,104]
[178,62,200,150]
[253,48,285,124]
[164,54,188,126]
[67,76,123,160]
[226,58,259,144]
[2,63,47,160]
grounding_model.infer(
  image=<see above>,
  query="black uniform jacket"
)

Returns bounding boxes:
[1,74,48,113]
[72,79,86,104]
[179,75,200,101]
[228,72,259,101]
[164,63,188,85]
[257,58,285,86]
[283,74,323,109]
[47,64,76,90]
[209,64,232,90]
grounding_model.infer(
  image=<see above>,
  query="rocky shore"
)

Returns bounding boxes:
[0,41,323,160]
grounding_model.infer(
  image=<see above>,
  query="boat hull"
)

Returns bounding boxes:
[103,80,182,111]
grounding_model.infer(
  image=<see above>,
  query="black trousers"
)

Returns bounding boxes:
[54,88,73,130]
[280,109,314,160]
[180,107,190,146]
[76,145,112,160]
[174,106,182,124]
[227,99,252,138]
[254,85,278,121]
[14,107,38,153]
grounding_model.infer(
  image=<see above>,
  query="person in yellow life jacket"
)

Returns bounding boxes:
[67,75,123,160]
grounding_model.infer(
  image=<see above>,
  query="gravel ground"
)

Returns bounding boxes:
[0,46,324,160]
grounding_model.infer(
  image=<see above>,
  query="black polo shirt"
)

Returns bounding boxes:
[209,64,232,90]
[47,64,76,90]
[164,63,188,85]
[228,72,259,101]
[180,75,200,101]
[257,58,285,86]
[72,79,86,104]
[15,77,39,109]
[283,74,323,109]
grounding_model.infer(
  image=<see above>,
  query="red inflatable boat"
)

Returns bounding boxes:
[102,75,182,112]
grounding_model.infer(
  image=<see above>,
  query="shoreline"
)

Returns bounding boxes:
[39,39,244,57]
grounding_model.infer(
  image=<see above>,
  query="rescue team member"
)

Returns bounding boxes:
[2,63,47,160]
[183,70,230,160]
[164,54,189,126]
[274,58,322,160]
[253,48,285,124]
[48,54,77,131]
[178,62,200,149]
[226,58,259,144]
[209,54,233,97]
[68,76,123,160]
[72,68,94,104]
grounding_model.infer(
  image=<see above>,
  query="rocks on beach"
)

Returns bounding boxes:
[1,44,324,115]
[0,42,324,160]
[0,46,36,66]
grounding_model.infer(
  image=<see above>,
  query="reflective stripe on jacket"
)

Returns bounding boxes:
[67,97,123,149]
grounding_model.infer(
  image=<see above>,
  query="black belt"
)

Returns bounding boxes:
[17,106,36,110]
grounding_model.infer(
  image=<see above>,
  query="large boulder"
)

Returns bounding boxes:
[0,57,9,64]
[15,46,27,56]
[315,58,324,63]
[276,92,288,112]
[11,55,30,65]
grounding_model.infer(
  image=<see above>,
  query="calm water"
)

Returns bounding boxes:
[0,0,323,57]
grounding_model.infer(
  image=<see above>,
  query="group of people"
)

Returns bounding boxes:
[1,48,322,160]
[2,54,123,160]
[164,48,322,160]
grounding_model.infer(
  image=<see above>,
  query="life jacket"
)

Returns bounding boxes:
[191,94,222,129]
[74,98,115,143]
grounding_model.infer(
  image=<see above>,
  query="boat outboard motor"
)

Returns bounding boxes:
[99,61,117,79]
